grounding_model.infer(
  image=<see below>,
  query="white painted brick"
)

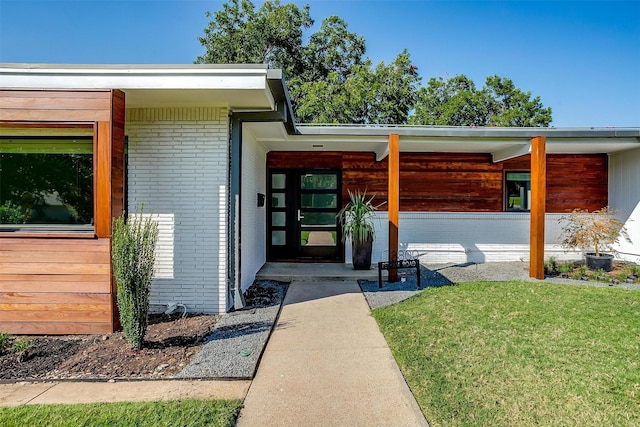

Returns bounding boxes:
[126,107,229,314]
[345,212,583,265]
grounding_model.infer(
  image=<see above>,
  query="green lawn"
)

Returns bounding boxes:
[0,399,241,427]
[373,281,640,427]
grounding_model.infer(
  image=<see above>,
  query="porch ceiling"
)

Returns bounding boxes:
[246,122,640,161]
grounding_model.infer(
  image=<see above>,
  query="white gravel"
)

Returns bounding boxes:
[175,281,287,380]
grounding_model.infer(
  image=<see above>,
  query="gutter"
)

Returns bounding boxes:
[227,70,297,310]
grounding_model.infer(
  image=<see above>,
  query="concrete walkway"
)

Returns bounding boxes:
[0,380,250,407]
[237,281,428,426]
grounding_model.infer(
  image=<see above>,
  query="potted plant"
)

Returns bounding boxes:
[558,206,631,272]
[338,189,383,270]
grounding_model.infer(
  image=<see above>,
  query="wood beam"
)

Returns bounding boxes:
[388,134,400,282]
[529,136,547,279]
[95,121,111,238]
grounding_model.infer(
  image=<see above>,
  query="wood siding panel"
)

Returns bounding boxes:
[0,235,113,334]
[0,89,112,122]
[0,89,122,335]
[0,322,113,335]
[268,151,608,213]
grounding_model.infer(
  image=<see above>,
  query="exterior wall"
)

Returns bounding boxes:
[267,151,608,213]
[241,127,267,292]
[0,89,125,334]
[345,212,578,264]
[609,148,640,263]
[126,107,229,314]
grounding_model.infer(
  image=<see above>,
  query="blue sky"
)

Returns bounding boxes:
[1,0,638,127]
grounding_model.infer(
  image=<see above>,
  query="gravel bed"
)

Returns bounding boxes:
[360,261,638,309]
[175,280,288,380]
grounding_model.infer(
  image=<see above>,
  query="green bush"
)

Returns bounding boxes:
[111,204,159,350]
[0,201,24,224]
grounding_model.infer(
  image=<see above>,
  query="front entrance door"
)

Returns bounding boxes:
[268,169,342,261]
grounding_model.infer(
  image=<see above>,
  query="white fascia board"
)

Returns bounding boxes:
[0,64,270,91]
[492,143,532,162]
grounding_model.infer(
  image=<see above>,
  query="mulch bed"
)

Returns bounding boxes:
[0,281,280,381]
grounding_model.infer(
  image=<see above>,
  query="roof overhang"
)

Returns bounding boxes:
[0,63,279,110]
[245,123,640,161]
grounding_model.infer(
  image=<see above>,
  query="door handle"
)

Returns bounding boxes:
[297,210,304,221]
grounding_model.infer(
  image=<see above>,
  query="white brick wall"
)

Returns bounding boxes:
[345,212,580,265]
[126,107,229,314]
[609,148,640,263]
[240,127,267,292]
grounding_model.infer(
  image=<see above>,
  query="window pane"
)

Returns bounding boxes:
[0,137,93,227]
[301,174,337,190]
[272,230,286,245]
[301,231,337,246]
[301,193,337,208]
[272,212,286,227]
[272,174,286,189]
[506,172,531,211]
[271,193,286,208]
[301,212,336,226]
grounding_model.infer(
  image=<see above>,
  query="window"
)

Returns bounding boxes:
[505,172,531,211]
[1,128,94,231]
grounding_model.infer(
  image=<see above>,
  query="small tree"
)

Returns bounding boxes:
[558,207,631,257]
[111,204,158,350]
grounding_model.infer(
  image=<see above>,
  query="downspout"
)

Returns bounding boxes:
[227,76,296,310]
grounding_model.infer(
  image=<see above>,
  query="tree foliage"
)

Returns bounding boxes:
[409,75,552,127]
[197,0,552,126]
[197,0,420,124]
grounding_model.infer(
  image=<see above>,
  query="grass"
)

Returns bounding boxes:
[0,399,242,427]
[373,281,640,426]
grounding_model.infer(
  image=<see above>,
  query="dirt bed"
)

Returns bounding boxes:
[0,281,281,381]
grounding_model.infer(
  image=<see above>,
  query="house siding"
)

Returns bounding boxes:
[609,147,640,263]
[267,151,608,213]
[125,107,228,314]
[241,127,267,292]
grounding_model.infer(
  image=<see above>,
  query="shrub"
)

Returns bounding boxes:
[558,207,631,257]
[112,204,159,350]
[0,333,10,352]
[0,201,24,224]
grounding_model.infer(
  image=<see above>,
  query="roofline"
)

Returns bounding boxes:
[0,63,270,73]
[295,124,640,139]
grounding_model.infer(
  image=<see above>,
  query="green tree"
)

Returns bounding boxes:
[195,0,312,79]
[410,74,552,127]
[293,50,420,124]
[197,0,420,124]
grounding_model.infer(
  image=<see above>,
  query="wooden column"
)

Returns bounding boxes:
[388,134,400,282]
[529,136,547,279]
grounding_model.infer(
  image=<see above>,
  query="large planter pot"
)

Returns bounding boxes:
[585,253,614,272]
[352,237,373,270]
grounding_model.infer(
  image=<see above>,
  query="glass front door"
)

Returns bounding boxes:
[268,169,342,261]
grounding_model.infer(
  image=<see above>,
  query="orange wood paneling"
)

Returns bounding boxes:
[0,322,114,335]
[95,121,112,238]
[0,237,112,334]
[0,109,111,122]
[0,89,124,334]
[530,136,547,279]
[268,151,608,213]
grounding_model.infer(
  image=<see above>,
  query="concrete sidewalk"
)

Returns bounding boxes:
[0,380,250,407]
[237,281,428,426]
